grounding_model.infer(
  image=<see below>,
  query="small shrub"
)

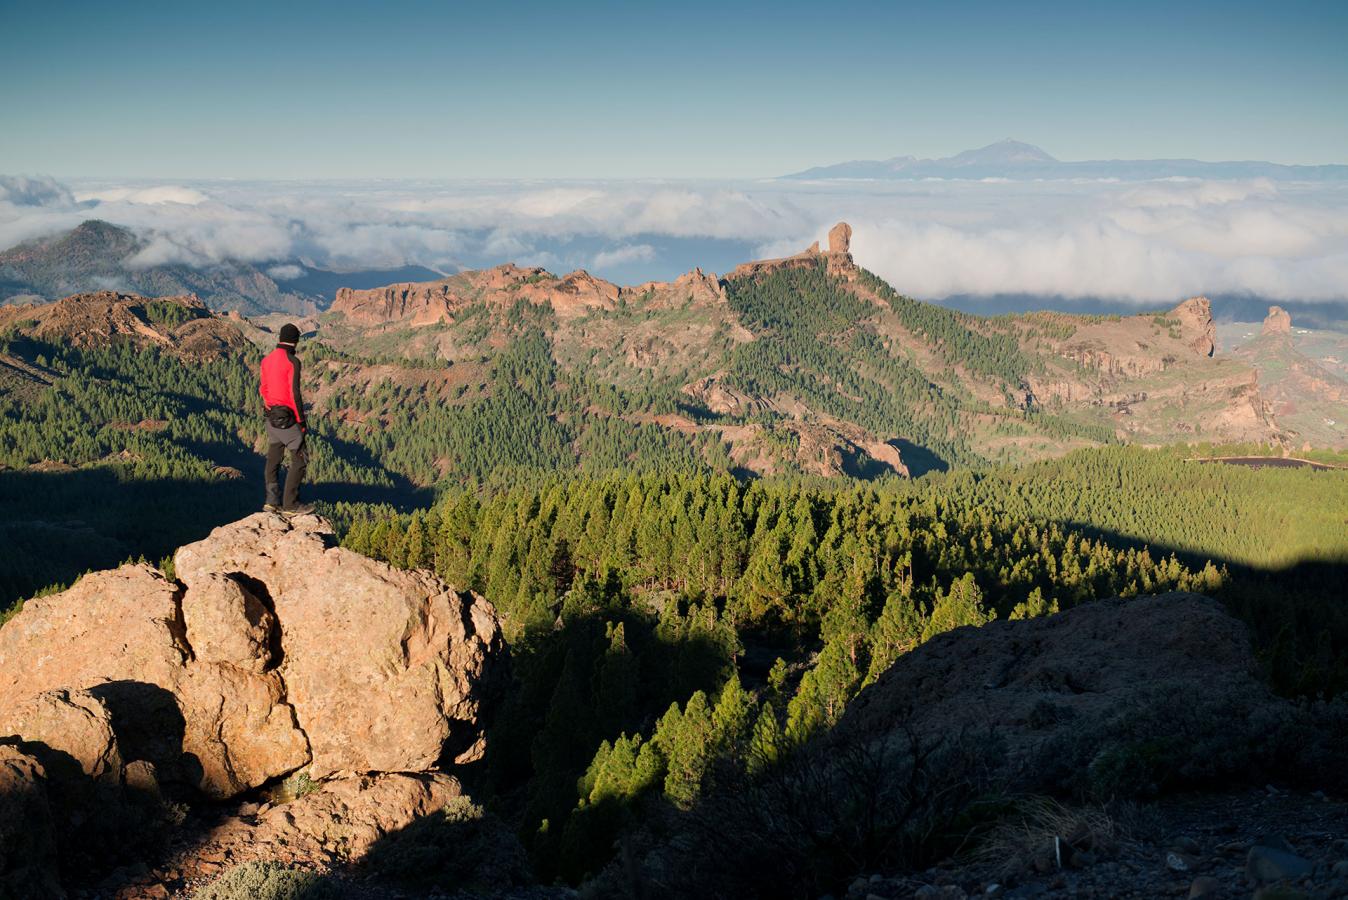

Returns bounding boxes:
[295,771,319,799]
[193,861,338,900]
[973,798,1117,880]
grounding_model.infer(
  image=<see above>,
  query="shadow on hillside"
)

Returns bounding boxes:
[14,517,1348,897]
[890,438,949,477]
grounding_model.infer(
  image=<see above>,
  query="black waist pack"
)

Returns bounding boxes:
[265,405,298,429]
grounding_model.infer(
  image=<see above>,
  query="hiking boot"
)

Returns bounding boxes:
[282,502,316,516]
[264,503,282,514]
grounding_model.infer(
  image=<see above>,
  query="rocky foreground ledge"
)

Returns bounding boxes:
[0,512,506,898]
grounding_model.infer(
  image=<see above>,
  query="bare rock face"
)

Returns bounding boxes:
[828,221,852,255]
[1262,305,1292,335]
[332,263,623,327]
[190,773,464,871]
[0,689,122,784]
[1170,296,1216,357]
[332,279,463,327]
[0,564,307,799]
[173,513,505,780]
[0,513,504,800]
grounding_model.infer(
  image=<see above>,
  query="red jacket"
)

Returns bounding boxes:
[259,346,305,424]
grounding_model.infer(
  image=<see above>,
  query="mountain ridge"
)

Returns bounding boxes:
[784,139,1348,181]
[3,226,1344,489]
[0,220,319,317]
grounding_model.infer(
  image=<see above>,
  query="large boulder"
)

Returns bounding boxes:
[173,513,505,780]
[0,512,505,798]
[0,564,307,798]
[0,689,122,784]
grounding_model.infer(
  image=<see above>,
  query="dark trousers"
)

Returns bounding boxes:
[264,437,308,508]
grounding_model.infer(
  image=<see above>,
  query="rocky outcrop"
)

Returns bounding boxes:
[828,221,852,255]
[331,263,622,327]
[190,773,465,871]
[1055,296,1219,383]
[0,513,505,894]
[1171,296,1216,357]
[682,374,779,418]
[622,267,731,313]
[0,291,249,360]
[173,513,504,779]
[728,221,857,281]
[1262,305,1292,335]
[0,512,504,800]
[518,269,619,319]
[0,562,307,799]
[331,278,463,327]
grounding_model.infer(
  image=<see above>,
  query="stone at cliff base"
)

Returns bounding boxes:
[193,772,465,868]
[0,689,122,783]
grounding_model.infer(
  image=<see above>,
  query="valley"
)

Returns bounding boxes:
[2,222,1347,900]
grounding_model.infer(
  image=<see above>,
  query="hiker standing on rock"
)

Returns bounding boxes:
[259,323,312,514]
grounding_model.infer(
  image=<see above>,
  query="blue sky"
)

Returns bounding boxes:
[2,0,1346,178]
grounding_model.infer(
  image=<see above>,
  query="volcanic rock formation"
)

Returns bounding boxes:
[828,221,852,255]
[0,513,505,895]
[729,221,857,280]
[1172,296,1216,357]
[1263,305,1293,335]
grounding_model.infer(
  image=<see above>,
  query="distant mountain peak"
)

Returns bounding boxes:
[947,139,1057,166]
[784,140,1348,181]
[71,219,132,238]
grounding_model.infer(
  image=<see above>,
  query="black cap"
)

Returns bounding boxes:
[278,323,300,346]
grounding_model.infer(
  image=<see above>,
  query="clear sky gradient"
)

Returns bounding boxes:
[2,0,1345,178]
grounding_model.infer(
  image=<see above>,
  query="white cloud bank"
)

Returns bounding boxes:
[1,173,1345,305]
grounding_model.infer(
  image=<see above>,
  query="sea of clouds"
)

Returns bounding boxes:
[2,172,1345,310]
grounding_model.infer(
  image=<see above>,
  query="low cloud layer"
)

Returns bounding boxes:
[1,173,1345,307]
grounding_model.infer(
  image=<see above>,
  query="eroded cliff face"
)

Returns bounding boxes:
[1173,296,1217,357]
[1056,297,1216,379]
[330,263,628,327]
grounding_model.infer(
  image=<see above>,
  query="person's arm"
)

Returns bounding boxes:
[290,353,307,429]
